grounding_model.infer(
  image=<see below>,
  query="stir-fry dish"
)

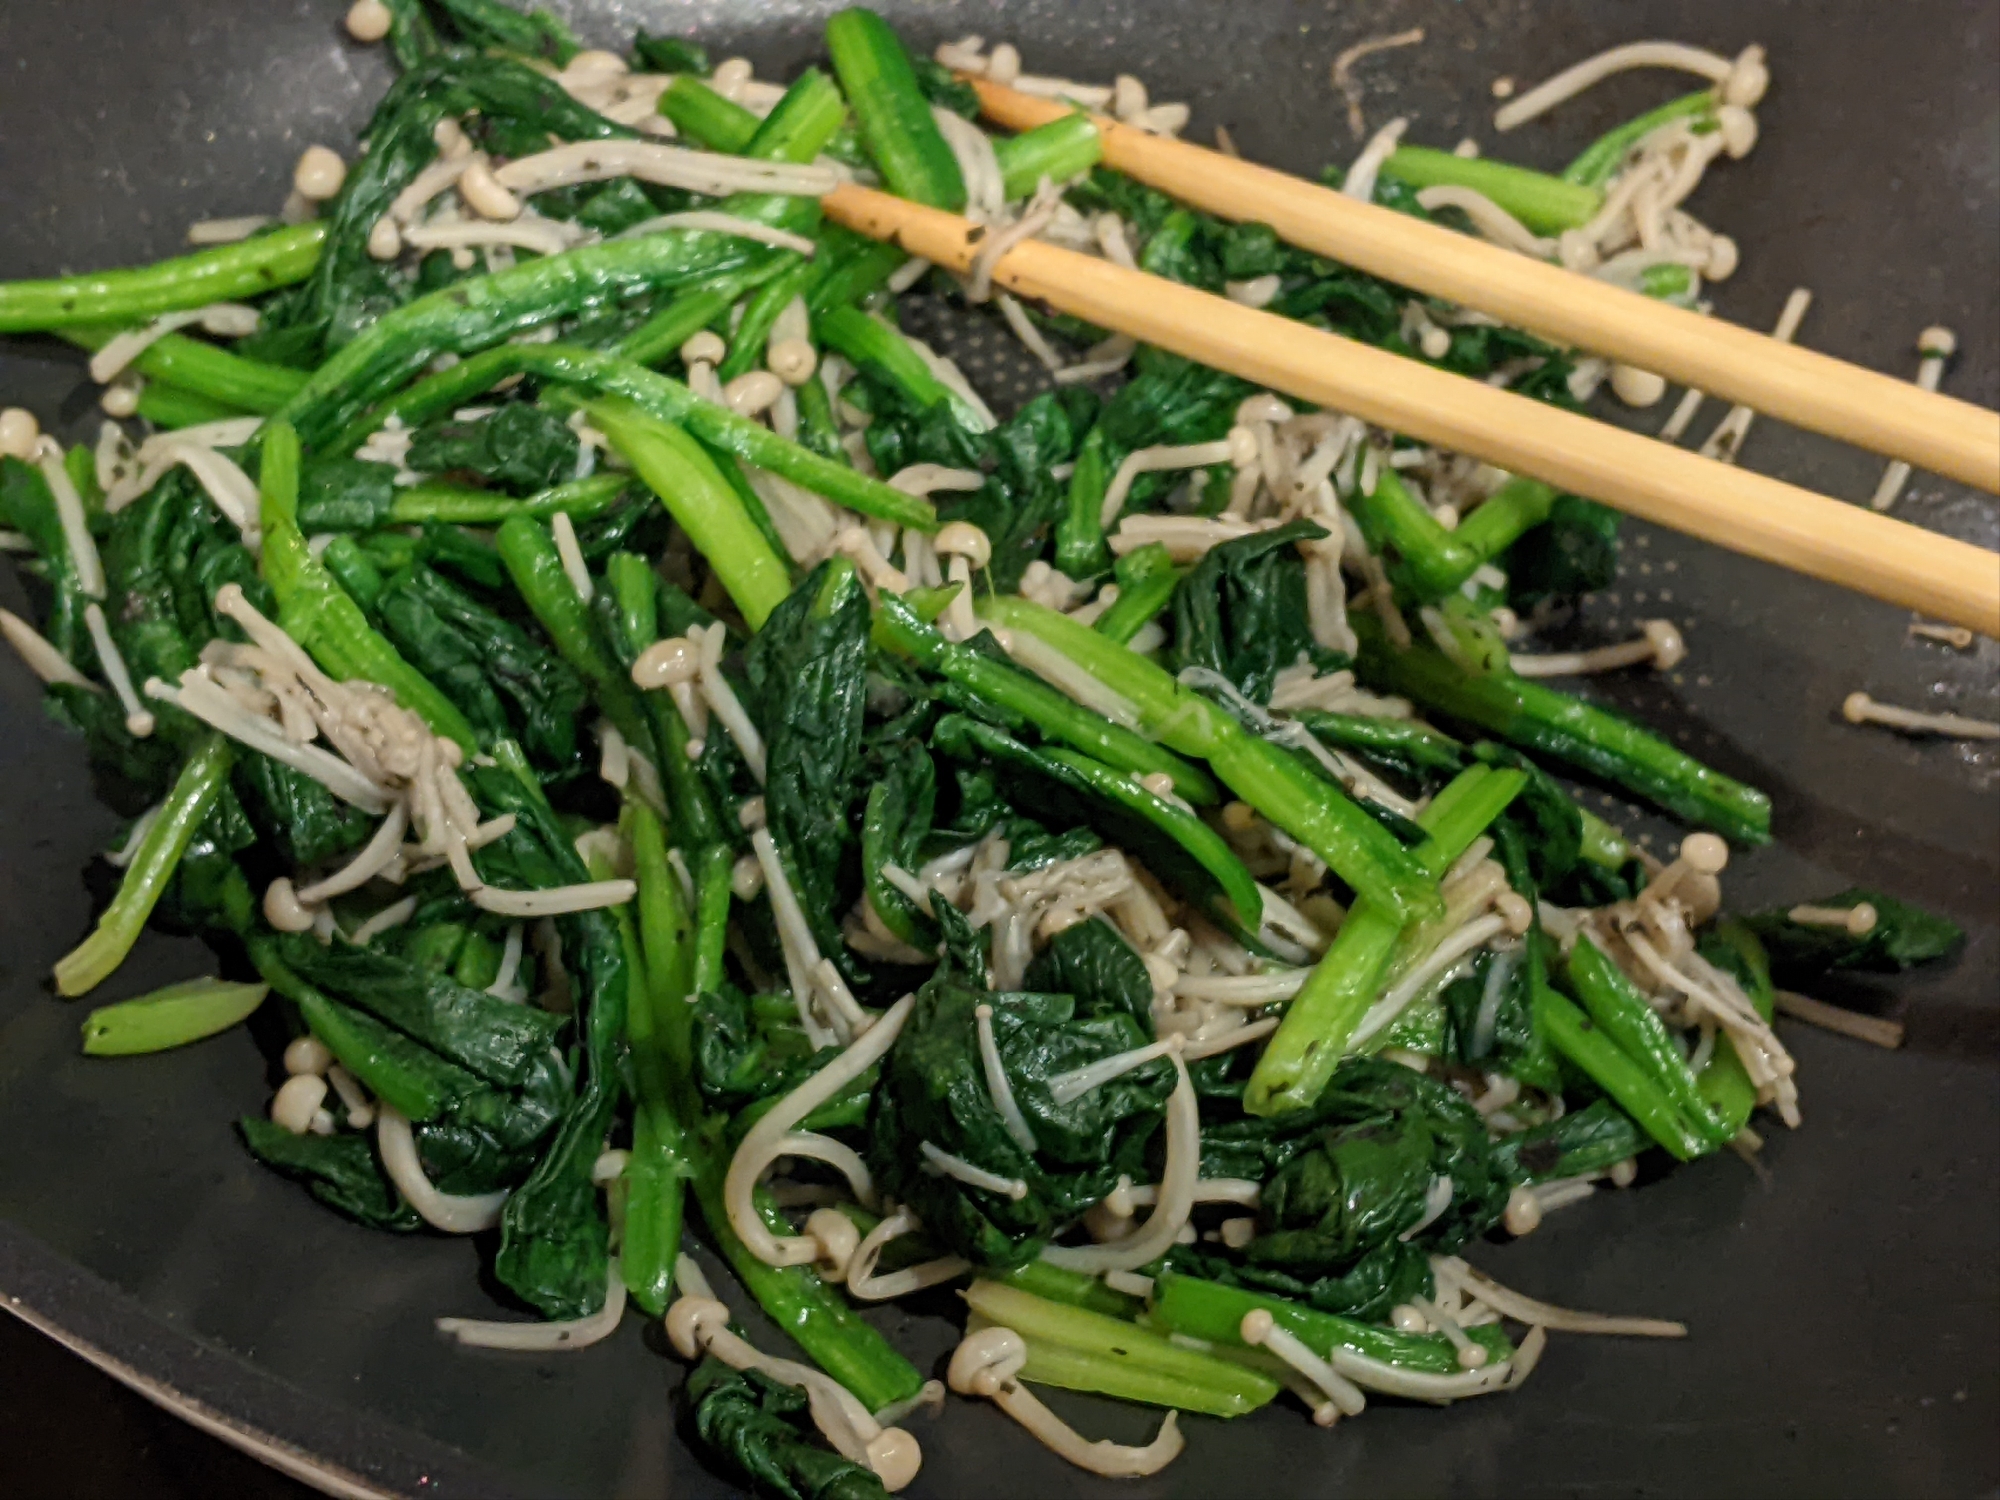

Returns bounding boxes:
[0,5,1974,1492]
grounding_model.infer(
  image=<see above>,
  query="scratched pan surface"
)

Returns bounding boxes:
[0,2,1995,1496]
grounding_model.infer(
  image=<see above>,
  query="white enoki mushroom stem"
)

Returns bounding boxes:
[1415,186,1552,257]
[492,141,839,199]
[694,625,767,780]
[1047,1032,1184,1106]
[1842,692,2000,740]
[1773,989,1905,1050]
[921,1141,1028,1200]
[843,1210,972,1302]
[974,1004,1039,1154]
[39,447,105,599]
[1872,328,1957,511]
[377,1106,508,1233]
[1239,1310,1367,1423]
[1510,619,1686,676]
[947,1327,1184,1478]
[1041,1053,1197,1272]
[294,801,409,906]
[1349,914,1511,1052]
[1435,1256,1687,1336]
[1342,117,1408,204]
[437,1264,627,1350]
[551,512,593,602]
[1788,902,1878,937]
[1098,432,1256,528]
[1699,289,1811,464]
[1495,42,1763,131]
[1908,621,1975,650]
[667,1295,923,1491]
[724,995,915,1266]
[1331,28,1426,139]
[1407,1295,1489,1367]
[1,608,96,690]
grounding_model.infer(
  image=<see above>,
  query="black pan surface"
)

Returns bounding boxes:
[1,3,1995,1496]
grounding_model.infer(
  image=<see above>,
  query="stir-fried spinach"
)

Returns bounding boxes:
[868,968,1171,1268]
[683,1357,891,1500]
[1170,519,1342,702]
[744,560,874,985]
[1189,1058,1511,1319]
[406,403,583,494]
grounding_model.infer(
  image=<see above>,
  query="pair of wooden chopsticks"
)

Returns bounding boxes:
[819,82,2000,637]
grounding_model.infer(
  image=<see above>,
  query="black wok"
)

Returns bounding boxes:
[0,2,1995,1495]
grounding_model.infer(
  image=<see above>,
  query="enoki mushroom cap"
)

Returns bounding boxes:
[948,1326,1028,1397]
[1678,832,1729,875]
[934,521,993,568]
[804,1207,861,1281]
[665,1295,731,1360]
[1642,619,1687,669]
[864,1430,923,1492]
[680,330,727,366]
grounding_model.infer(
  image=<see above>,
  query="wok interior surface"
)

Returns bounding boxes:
[0,2,1994,1496]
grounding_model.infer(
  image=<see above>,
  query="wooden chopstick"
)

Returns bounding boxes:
[969,80,2000,497]
[819,183,2000,636]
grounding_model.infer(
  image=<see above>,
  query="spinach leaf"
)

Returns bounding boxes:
[375,563,588,769]
[233,752,378,867]
[631,32,709,75]
[912,55,981,120]
[1021,918,1153,1026]
[470,765,630,1319]
[1,455,89,658]
[298,458,399,532]
[421,0,578,64]
[1506,495,1621,608]
[1491,1098,1646,1185]
[859,737,937,948]
[270,932,564,1089]
[694,984,830,1110]
[295,52,635,355]
[238,1117,420,1232]
[684,1356,891,1500]
[44,683,182,799]
[1743,888,1964,978]
[414,1050,570,1195]
[100,471,203,709]
[743,561,873,986]
[1295,710,1466,792]
[1170,519,1339,702]
[406,403,581,493]
[861,386,1098,592]
[868,971,1170,1268]
[1192,1058,1510,1318]
[1440,945,1559,1094]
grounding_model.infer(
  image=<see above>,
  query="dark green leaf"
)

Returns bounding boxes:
[375,563,588,769]
[1022,918,1153,1025]
[271,932,564,1088]
[1743,888,1963,978]
[685,1356,891,1500]
[1506,495,1621,607]
[297,458,399,532]
[407,402,582,494]
[238,1116,421,1231]
[1170,519,1337,703]
[1491,1098,1646,1185]
[744,561,874,987]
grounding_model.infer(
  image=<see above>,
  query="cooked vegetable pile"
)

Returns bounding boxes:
[0,3,1964,1490]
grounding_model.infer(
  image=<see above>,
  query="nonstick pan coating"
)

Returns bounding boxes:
[0,3,1995,1496]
